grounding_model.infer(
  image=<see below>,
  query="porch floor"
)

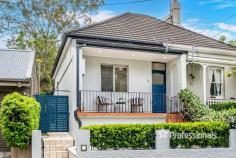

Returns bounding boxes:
[77,112,167,117]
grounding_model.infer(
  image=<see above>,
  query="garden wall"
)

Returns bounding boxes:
[73,128,236,158]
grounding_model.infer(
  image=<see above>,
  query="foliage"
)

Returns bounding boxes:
[226,68,236,77]
[219,36,236,77]
[229,40,236,47]
[0,0,104,92]
[81,122,229,150]
[219,35,236,47]
[178,89,236,127]
[0,93,41,149]
[210,102,236,111]
[219,35,226,43]
[178,89,211,121]
[224,109,236,127]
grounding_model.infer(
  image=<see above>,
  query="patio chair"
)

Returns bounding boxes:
[96,96,113,112]
[130,98,144,113]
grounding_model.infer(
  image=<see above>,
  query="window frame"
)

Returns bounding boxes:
[210,66,224,99]
[101,64,129,92]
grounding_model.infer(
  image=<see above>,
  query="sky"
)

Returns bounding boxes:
[1,0,236,49]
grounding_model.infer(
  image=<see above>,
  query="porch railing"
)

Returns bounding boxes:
[79,90,166,113]
[166,96,185,122]
[206,98,236,106]
[167,96,184,113]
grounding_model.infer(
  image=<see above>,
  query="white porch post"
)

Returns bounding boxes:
[76,44,83,92]
[178,54,187,90]
[202,64,207,105]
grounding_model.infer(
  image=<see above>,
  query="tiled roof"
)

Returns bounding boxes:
[0,49,35,81]
[72,13,236,51]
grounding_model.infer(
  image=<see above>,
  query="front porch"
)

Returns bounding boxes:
[77,46,187,116]
[187,63,236,105]
[79,90,166,113]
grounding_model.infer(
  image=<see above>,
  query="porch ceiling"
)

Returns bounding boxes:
[82,47,179,63]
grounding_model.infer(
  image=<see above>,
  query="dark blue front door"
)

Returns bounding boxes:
[152,70,166,113]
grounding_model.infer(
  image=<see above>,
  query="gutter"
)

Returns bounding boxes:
[75,44,82,127]
[73,34,187,54]
[0,80,31,87]
[167,43,236,56]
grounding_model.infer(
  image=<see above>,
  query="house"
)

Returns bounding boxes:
[52,0,236,138]
[0,49,38,97]
[0,49,38,151]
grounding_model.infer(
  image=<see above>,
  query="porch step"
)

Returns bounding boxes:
[43,151,69,158]
[42,132,74,158]
[166,113,185,123]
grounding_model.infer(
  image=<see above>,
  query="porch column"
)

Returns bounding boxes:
[202,64,207,105]
[76,44,84,108]
[178,54,187,90]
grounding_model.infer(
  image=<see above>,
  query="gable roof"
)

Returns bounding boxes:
[0,49,35,81]
[72,12,236,51]
[52,12,236,76]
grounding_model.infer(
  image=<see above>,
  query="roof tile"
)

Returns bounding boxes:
[73,13,236,51]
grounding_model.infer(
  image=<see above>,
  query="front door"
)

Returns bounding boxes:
[152,70,166,113]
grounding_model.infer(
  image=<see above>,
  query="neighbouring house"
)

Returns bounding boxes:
[0,49,38,152]
[52,0,236,138]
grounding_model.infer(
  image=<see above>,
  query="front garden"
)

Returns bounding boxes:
[81,89,236,150]
[178,89,236,127]
[82,122,229,150]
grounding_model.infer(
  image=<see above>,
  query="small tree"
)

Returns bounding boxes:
[0,0,104,92]
[0,93,40,149]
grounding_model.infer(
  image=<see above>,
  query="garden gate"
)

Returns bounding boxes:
[35,95,69,132]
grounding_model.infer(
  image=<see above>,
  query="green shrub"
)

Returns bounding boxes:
[210,102,236,111]
[0,92,41,149]
[224,109,236,127]
[81,122,229,150]
[178,89,236,127]
[178,89,210,121]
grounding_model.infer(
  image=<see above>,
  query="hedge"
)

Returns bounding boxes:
[81,122,229,150]
[210,102,236,111]
[0,92,41,149]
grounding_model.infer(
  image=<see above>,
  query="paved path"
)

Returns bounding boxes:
[78,148,236,158]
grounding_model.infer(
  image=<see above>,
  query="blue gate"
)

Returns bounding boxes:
[35,95,69,132]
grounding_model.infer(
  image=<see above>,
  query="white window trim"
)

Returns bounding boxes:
[101,64,129,92]
[210,67,224,99]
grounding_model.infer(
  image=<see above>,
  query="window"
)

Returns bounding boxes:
[101,65,113,92]
[210,67,224,98]
[152,73,164,85]
[101,65,128,92]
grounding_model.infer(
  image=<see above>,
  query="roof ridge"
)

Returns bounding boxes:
[69,12,131,34]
